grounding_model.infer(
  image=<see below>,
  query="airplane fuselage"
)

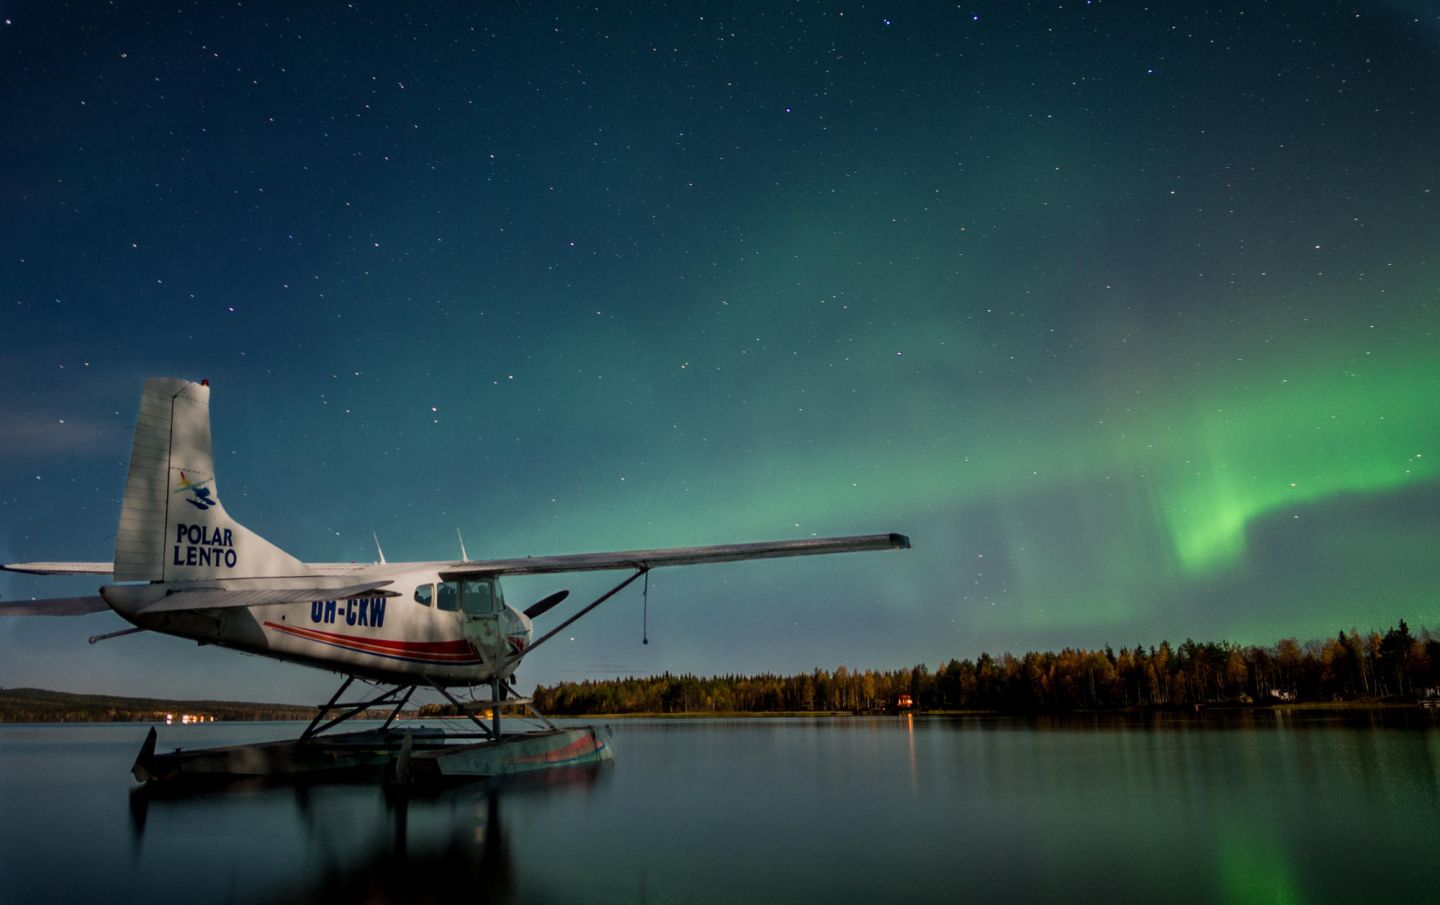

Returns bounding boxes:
[102,568,532,686]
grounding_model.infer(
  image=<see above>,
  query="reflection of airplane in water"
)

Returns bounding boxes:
[3,378,908,780]
[129,765,604,905]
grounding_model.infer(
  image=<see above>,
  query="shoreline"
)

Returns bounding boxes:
[518,701,1440,720]
[4,685,1436,724]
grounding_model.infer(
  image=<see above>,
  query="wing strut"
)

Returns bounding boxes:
[507,568,649,670]
[89,626,145,645]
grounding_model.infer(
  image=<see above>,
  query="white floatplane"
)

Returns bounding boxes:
[2,378,909,782]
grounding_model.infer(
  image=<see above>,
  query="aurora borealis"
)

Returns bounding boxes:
[1,2,1437,701]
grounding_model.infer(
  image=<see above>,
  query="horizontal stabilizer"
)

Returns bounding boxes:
[0,596,110,616]
[137,580,394,614]
[440,532,911,578]
[1,562,114,576]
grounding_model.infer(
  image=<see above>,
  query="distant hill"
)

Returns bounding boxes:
[0,687,324,723]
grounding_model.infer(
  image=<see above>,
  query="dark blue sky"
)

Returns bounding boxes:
[2,2,1438,702]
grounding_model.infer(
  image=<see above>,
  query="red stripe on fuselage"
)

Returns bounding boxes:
[263,621,482,664]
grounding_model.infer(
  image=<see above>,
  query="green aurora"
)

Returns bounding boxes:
[1,2,1438,697]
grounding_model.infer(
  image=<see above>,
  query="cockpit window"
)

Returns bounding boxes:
[436,581,460,612]
[461,579,497,616]
[413,584,433,607]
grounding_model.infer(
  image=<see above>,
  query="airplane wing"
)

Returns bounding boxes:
[1,562,114,576]
[438,533,910,578]
[0,596,111,616]
[305,563,373,575]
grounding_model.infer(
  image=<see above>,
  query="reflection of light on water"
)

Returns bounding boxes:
[1216,822,1302,905]
[906,712,917,792]
[473,800,489,845]
[56,720,1440,904]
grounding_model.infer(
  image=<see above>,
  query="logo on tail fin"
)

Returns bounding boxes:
[175,470,217,510]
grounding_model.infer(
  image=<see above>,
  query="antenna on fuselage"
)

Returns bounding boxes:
[456,528,470,562]
[372,532,387,564]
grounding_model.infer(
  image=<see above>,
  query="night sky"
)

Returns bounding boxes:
[2,2,1437,703]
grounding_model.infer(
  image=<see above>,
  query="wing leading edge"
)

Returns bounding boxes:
[3,535,909,585]
[1,562,114,576]
[438,532,910,578]
[0,596,110,616]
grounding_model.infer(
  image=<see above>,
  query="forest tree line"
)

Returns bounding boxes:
[532,620,1440,715]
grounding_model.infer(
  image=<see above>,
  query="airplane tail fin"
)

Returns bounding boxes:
[114,378,308,582]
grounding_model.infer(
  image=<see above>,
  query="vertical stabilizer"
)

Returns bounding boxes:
[113,378,307,582]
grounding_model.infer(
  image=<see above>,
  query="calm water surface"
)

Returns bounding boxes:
[1,714,1437,904]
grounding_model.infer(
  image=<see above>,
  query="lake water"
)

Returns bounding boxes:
[1,713,1437,904]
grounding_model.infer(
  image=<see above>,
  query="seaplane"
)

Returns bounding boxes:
[1,377,909,783]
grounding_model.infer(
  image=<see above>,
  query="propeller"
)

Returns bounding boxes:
[522,589,570,620]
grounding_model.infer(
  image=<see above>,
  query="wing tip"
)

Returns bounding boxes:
[2,562,115,576]
[0,595,111,616]
[888,532,911,550]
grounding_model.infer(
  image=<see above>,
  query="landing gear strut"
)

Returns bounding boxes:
[299,673,554,743]
[300,676,416,741]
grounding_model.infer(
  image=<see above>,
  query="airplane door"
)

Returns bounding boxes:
[459,578,503,665]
